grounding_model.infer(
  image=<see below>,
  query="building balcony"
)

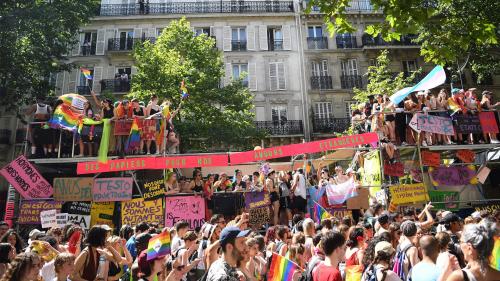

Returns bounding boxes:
[107,37,156,52]
[336,36,358,49]
[77,86,91,96]
[340,75,363,89]
[269,39,284,51]
[307,37,328,50]
[306,0,376,12]
[310,76,333,90]
[362,34,419,47]
[98,1,294,16]
[100,79,131,93]
[312,117,351,134]
[255,120,304,136]
[231,40,247,51]
[81,45,96,56]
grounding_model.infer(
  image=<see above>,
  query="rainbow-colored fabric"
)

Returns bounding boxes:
[147,231,171,261]
[490,236,500,271]
[125,118,141,152]
[313,200,331,223]
[180,80,189,99]
[268,253,298,281]
[49,103,81,131]
[80,67,92,80]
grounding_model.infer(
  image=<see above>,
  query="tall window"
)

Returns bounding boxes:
[345,101,356,118]
[341,59,359,76]
[119,30,134,50]
[269,62,286,90]
[402,60,418,73]
[79,68,94,87]
[308,26,323,38]
[312,60,328,76]
[82,32,97,55]
[271,106,287,122]
[232,63,248,86]
[314,102,332,119]
[268,27,283,50]
[232,27,246,41]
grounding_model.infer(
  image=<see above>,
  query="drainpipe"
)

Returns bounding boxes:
[295,1,311,141]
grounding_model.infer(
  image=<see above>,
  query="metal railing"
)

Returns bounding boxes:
[310,76,333,90]
[98,1,294,16]
[362,34,419,47]
[101,79,131,93]
[340,75,363,89]
[306,0,376,12]
[77,86,91,95]
[307,37,328,49]
[81,45,96,56]
[269,39,284,51]
[312,117,351,134]
[108,38,134,51]
[254,120,304,135]
[231,40,247,51]
[336,35,358,48]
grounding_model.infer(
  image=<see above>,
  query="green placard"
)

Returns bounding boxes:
[428,190,460,211]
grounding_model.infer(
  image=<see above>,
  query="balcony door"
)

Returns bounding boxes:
[312,60,328,76]
[308,26,323,38]
[341,59,358,76]
[271,106,287,123]
[314,102,332,120]
[118,30,134,50]
[83,32,97,55]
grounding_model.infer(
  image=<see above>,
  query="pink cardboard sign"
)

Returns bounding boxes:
[416,113,455,136]
[92,177,133,202]
[0,155,53,199]
[165,196,206,230]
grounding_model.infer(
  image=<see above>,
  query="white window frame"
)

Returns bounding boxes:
[312,60,329,76]
[308,26,323,38]
[79,67,94,87]
[269,62,286,91]
[314,102,332,119]
[232,63,249,86]
[345,101,356,118]
[271,105,288,122]
[194,27,210,37]
[231,27,246,41]
[341,59,359,76]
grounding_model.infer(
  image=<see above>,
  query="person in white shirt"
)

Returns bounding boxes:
[172,221,190,254]
[291,169,307,214]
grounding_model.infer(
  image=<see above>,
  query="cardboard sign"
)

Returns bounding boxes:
[478,112,499,133]
[384,161,405,177]
[389,183,428,205]
[114,119,132,135]
[476,165,491,184]
[361,150,381,195]
[456,150,475,163]
[56,213,68,227]
[416,113,454,135]
[409,114,420,133]
[421,151,440,167]
[346,188,369,210]
[62,202,91,215]
[40,209,57,229]
[455,115,482,134]
[165,196,205,229]
[67,214,91,229]
[244,192,270,209]
[141,178,165,201]
[90,202,115,228]
[93,177,133,202]
[230,132,379,164]
[53,177,93,201]
[248,207,270,228]
[19,200,62,225]
[429,165,478,186]
[428,190,459,211]
[122,198,164,227]
[327,208,353,220]
[0,155,53,199]
[77,154,229,174]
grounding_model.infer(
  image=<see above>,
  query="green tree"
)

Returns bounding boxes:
[0,0,99,108]
[131,18,264,152]
[307,0,499,81]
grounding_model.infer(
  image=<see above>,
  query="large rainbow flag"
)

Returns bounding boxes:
[125,118,141,152]
[268,253,299,281]
[312,200,332,224]
[147,231,171,261]
[80,67,93,80]
[49,103,82,131]
[490,236,500,271]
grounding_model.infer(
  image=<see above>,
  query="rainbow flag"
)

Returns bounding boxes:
[125,118,141,152]
[313,200,331,223]
[147,231,171,261]
[49,103,81,131]
[180,80,189,99]
[490,236,500,271]
[268,253,299,281]
[80,68,92,80]
[447,97,461,116]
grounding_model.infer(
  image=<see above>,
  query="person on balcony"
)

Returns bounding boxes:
[371,94,387,140]
[120,73,129,92]
[382,95,396,143]
[480,90,500,144]
[131,98,146,154]
[82,40,91,56]
[26,97,53,157]
[76,101,95,157]
[165,170,180,195]
[145,95,160,155]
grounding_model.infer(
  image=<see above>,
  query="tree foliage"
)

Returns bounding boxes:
[0,0,99,109]
[131,18,264,152]
[307,0,499,81]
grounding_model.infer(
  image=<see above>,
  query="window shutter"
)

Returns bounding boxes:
[133,28,142,39]
[72,33,82,56]
[106,66,116,80]
[255,106,266,121]
[96,29,106,55]
[225,63,232,86]
[282,25,291,50]
[248,62,257,91]
[55,73,64,95]
[247,25,256,50]
[321,60,329,76]
[312,62,319,76]
[106,29,116,51]
[68,69,78,93]
[92,67,103,93]
[259,25,268,50]
[131,66,138,79]
[269,63,277,91]
[278,62,286,90]
[223,26,232,51]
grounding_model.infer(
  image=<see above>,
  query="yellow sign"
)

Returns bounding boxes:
[121,198,164,227]
[90,202,115,229]
[361,150,381,196]
[389,183,429,205]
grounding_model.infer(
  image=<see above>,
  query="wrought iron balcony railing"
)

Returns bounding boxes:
[100,79,131,93]
[269,39,284,51]
[336,36,358,49]
[255,120,304,136]
[340,75,363,89]
[362,34,419,47]
[81,45,96,56]
[77,86,91,96]
[107,37,156,51]
[307,37,328,49]
[312,117,351,134]
[231,40,247,51]
[310,76,333,90]
[98,1,294,16]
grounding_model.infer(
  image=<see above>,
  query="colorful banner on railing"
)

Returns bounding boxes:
[389,183,428,205]
[77,154,229,174]
[429,165,478,186]
[428,190,460,211]
[416,113,455,135]
[230,132,379,164]
[165,196,205,229]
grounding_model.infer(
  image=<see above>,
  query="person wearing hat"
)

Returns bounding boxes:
[442,213,465,268]
[361,241,399,281]
[265,169,280,226]
[206,226,250,281]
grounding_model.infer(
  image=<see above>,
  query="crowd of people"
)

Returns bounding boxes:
[0,202,498,281]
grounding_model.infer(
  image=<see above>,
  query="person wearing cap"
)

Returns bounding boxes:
[442,213,465,268]
[480,91,500,144]
[206,226,250,281]
[361,241,400,281]
[135,249,166,281]
[265,169,280,226]
[375,213,390,237]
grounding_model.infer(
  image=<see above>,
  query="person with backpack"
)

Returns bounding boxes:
[362,241,401,281]
[393,221,420,281]
[173,231,201,281]
[274,226,291,257]
[312,231,346,281]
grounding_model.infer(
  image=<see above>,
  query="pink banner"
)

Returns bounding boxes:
[0,155,53,199]
[230,132,379,164]
[416,113,454,135]
[92,177,133,202]
[478,112,499,133]
[165,196,206,230]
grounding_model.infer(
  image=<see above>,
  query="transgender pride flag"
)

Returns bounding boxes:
[325,178,358,205]
[390,65,446,105]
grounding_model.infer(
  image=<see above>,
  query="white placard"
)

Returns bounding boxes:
[56,213,68,228]
[40,209,57,229]
[67,214,90,230]
[71,97,86,110]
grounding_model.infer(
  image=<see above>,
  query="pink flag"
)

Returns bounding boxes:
[325,179,358,205]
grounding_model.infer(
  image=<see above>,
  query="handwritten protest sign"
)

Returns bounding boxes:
[40,209,57,229]
[456,150,475,163]
[90,202,115,228]
[474,204,499,215]
[53,177,93,201]
[0,155,53,199]
[165,196,205,229]
[455,115,482,134]
[416,113,454,135]
[244,192,271,228]
[361,151,381,196]
[249,208,270,228]
[327,208,353,220]
[122,198,164,227]
[67,214,90,229]
[429,165,478,186]
[478,112,499,133]
[384,162,404,177]
[56,213,68,227]
[428,190,459,211]
[62,202,91,215]
[114,119,132,135]
[409,114,420,133]
[421,151,440,167]
[141,178,165,201]
[389,183,428,205]
[92,177,133,202]
[19,200,62,224]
